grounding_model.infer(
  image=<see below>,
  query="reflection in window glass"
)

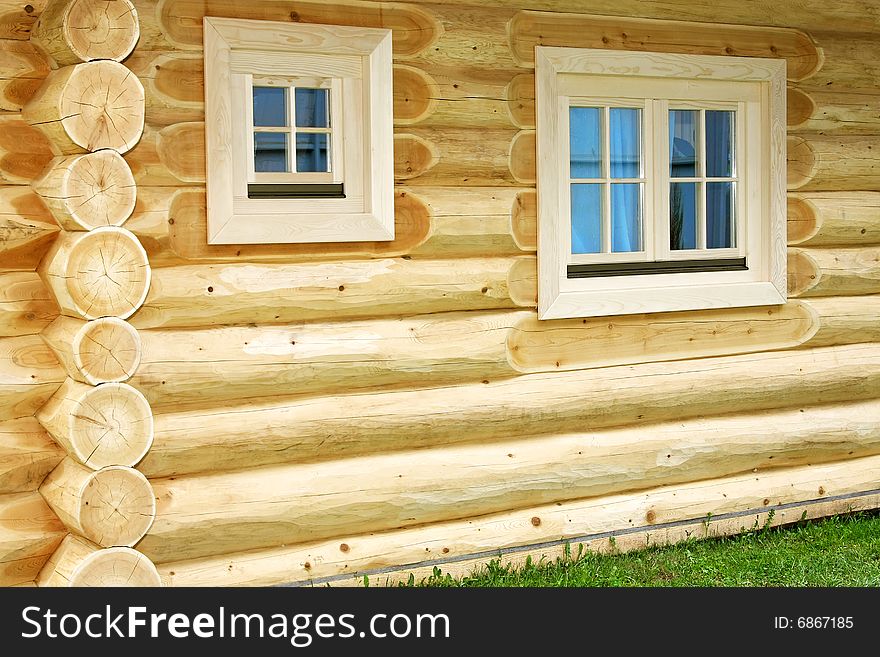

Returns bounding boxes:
[670,182,698,250]
[295,88,329,128]
[296,133,329,173]
[611,183,641,252]
[669,110,698,177]
[610,108,641,179]
[570,107,602,178]
[253,87,287,127]
[707,182,735,248]
[254,132,288,172]
[706,110,734,178]
[571,183,602,254]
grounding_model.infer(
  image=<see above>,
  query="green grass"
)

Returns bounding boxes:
[386,512,880,587]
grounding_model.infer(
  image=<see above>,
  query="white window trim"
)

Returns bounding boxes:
[536,47,787,319]
[203,17,394,245]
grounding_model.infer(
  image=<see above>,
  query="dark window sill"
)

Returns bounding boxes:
[567,257,747,279]
[247,183,345,199]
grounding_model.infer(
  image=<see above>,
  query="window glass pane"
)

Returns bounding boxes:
[254,132,288,172]
[295,88,329,128]
[669,110,698,177]
[670,182,698,250]
[253,87,287,127]
[571,183,602,254]
[611,183,641,252]
[610,108,641,178]
[570,107,602,178]
[707,182,735,248]
[296,132,329,172]
[706,110,734,178]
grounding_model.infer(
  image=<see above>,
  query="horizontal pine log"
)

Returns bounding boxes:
[141,401,880,563]
[507,10,822,81]
[124,186,529,266]
[133,294,880,410]
[40,458,155,547]
[0,490,65,586]
[156,454,880,586]
[31,0,139,67]
[128,123,527,187]
[133,311,528,410]
[141,343,880,477]
[0,186,59,271]
[136,0,440,56]
[788,247,880,297]
[159,188,431,265]
[802,296,880,347]
[788,87,880,135]
[37,534,161,587]
[0,115,54,185]
[36,379,153,469]
[128,50,517,130]
[0,38,48,111]
[0,334,63,421]
[788,193,880,246]
[788,135,880,191]
[0,417,64,494]
[0,272,58,337]
[131,257,529,329]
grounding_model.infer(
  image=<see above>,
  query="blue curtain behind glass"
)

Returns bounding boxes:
[706,111,733,248]
[609,109,640,252]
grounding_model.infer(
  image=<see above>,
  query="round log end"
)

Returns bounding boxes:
[787,87,816,129]
[72,546,160,586]
[60,60,145,154]
[787,195,819,245]
[81,465,155,547]
[508,257,538,307]
[509,130,536,184]
[787,249,820,296]
[73,317,141,384]
[511,190,537,251]
[505,73,536,129]
[392,65,437,125]
[63,226,151,320]
[787,135,816,190]
[65,0,140,63]
[67,381,153,469]
[393,133,437,180]
[34,150,137,230]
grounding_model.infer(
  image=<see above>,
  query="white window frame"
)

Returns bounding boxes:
[536,47,787,319]
[204,17,394,245]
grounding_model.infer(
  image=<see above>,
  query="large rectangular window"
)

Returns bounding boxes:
[536,47,787,318]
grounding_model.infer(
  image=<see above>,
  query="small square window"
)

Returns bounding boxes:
[536,47,787,318]
[204,17,394,244]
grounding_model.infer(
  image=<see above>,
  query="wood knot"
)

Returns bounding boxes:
[289,11,300,21]
[818,486,826,495]
[24,4,34,13]
[530,516,541,526]
[646,510,657,523]
[338,285,345,291]
[207,286,213,293]
[481,286,489,293]
[763,498,770,506]
[304,561,311,570]
[725,46,734,54]
[168,218,175,225]
[442,547,449,554]
[339,543,350,553]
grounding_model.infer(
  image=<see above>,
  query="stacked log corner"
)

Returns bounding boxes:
[16,0,160,588]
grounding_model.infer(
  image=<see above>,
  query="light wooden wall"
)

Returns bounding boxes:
[1,0,879,586]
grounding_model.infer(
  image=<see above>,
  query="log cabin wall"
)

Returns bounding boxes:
[0,0,878,586]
